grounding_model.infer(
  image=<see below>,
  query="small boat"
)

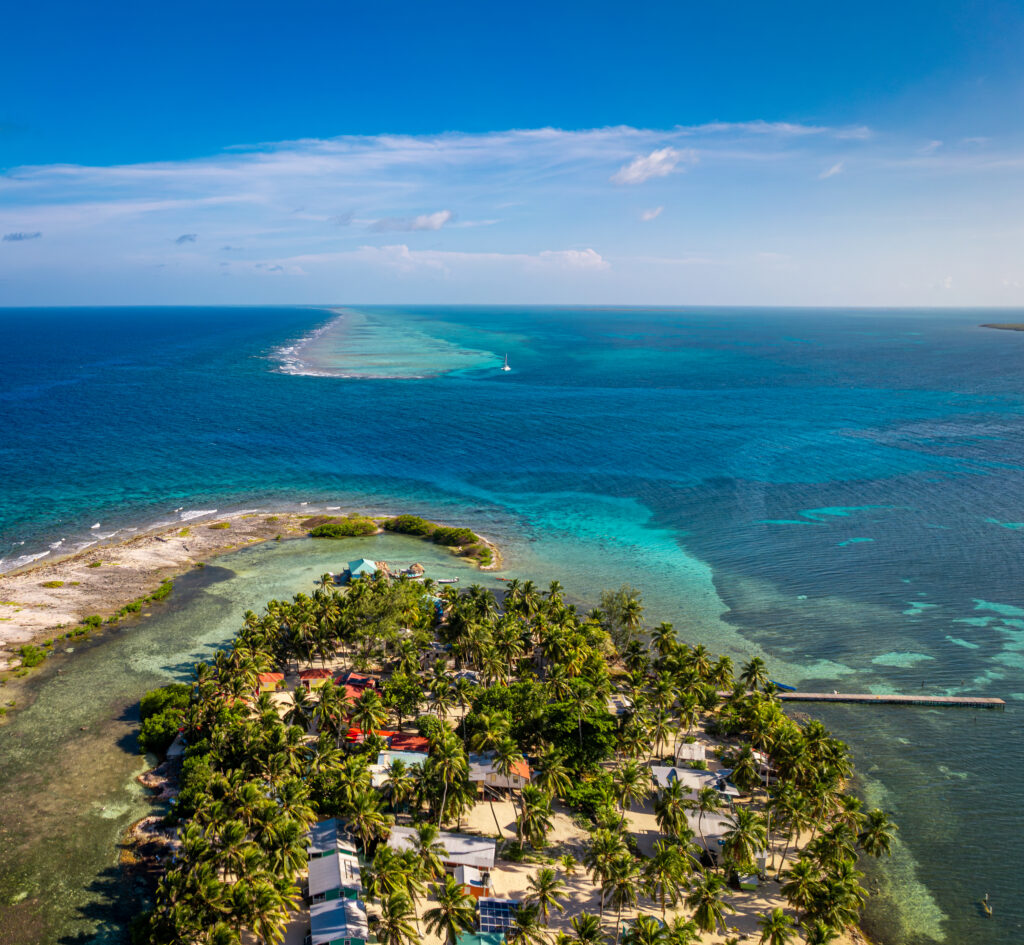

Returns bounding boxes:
[501,353,511,372]
[437,578,460,584]
[770,680,797,692]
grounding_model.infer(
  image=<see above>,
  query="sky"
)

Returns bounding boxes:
[2,0,1023,306]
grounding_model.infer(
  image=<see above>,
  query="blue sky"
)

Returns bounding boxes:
[2,0,1023,305]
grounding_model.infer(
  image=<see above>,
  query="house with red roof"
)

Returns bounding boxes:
[389,732,430,753]
[299,668,334,690]
[256,672,285,694]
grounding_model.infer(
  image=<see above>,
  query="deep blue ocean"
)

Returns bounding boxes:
[1,305,1023,944]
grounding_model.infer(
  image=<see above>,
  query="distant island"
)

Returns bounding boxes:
[980,323,1024,332]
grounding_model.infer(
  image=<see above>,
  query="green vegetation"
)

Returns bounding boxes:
[383,514,491,564]
[17,644,46,668]
[177,527,191,537]
[207,521,231,530]
[138,683,191,756]
[308,514,378,538]
[42,580,65,588]
[88,561,102,568]
[82,615,103,628]
[134,573,892,945]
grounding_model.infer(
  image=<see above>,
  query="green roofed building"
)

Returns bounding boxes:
[457,933,506,945]
[347,559,378,581]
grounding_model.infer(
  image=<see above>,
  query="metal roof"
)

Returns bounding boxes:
[388,826,496,870]
[310,898,368,945]
[308,818,339,856]
[308,850,361,898]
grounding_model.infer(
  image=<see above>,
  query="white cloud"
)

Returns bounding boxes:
[538,249,609,270]
[370,209,452,232]
[818,161,844,179]
[919,140,943,154]
[640,206,663,222]
[611,147,695,185]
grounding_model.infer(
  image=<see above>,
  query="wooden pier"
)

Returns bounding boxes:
[776,692,1005,709]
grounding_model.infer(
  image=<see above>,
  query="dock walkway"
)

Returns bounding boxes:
[776,692,1005,709]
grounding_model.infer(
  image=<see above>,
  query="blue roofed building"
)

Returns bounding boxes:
[347,559,378,582]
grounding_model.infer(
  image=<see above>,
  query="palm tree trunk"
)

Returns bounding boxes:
[490,798,503,838]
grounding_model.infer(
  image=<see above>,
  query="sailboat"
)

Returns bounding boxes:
[501,353,511,372]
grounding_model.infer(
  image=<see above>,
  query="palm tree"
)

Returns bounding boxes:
[612,760,649,828]
[694,785,722,851]
[642,840,689,918]
[570,912,605,945]
[344,787,390,852]
[740,657,769,691]
[684,871,735,936]
[350,689,388,735]
[722,806,767,873]
[584,828,628,920]
[559,853,578,878]
[376,893,419,945]
[535,748,573,799]
[801,920,840,945]
[519,784,555,849]
[525,866,567,925]
[757,908,795,945]
[621,915,667,945]
[410,822,450,880]
[606,854,640,945]
[507,903,548,945]
[653,780,689,842]
[427,732,468,827]
[858,808,897,857]
[423,876,476,945]
[780,858,821,917]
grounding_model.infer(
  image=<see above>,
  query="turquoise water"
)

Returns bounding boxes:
[2,305,1024,944]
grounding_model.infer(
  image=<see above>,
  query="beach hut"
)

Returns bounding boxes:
[457,934,505,945]
[469,751,531,793]
[300,668,334,690]
[307,818,358,859]
[309,897,368,945]
[347,559,378,582]
[256,672,284,694]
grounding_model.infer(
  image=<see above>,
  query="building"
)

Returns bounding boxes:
[388,826,496,874]
[457,934,505,945]
[477,898,520,934]
[256,672,284,693]
[344,672,379,691]
[309,897,368,945]
[649,765,739,800]
[369,750,429,788]
[347,559,378,582]
[299,668,335,690]
[675,742,706,764]
[307,819,357,859]
[308,850,362,903]
[454,865,491,899]
[468,752,531,793]
[388,732,430,753]
[607,694,633,717]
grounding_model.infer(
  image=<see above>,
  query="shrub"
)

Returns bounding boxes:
[265,515,280,523]
[148,580,173,602]
[17,644,46,668]
[138,709,183,756]
[88,561,102,568]
[431,526,479,546]
[140,682,191,721]
[309,516,377,538]
[177,528,191,537]
[82,615,103,628]
[208,521,231,530]
[42,580,64,588]
[383,514,434,536]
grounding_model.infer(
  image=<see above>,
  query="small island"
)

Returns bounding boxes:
[980,323,1024,332]
[130,572,894,945]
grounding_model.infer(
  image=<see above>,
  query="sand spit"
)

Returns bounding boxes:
[0,511,308,670]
